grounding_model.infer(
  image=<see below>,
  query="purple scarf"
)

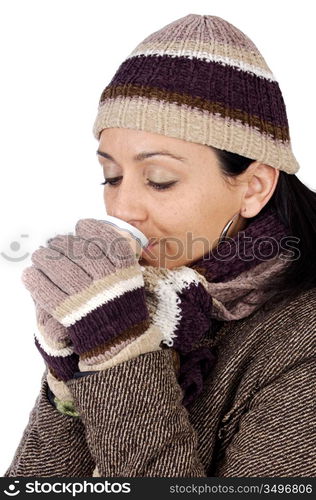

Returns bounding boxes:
[172,206,291,407]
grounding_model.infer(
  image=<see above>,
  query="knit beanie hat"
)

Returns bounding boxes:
[92,13,300,175]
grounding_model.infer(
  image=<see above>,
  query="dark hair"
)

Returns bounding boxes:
[212,146,316,307]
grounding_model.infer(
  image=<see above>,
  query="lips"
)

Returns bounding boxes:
[142,242,158,254]
[144,236,159,247]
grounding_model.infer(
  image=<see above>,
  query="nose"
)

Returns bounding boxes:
[105,175,147,225]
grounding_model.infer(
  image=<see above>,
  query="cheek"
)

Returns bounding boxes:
[173,184,231,251]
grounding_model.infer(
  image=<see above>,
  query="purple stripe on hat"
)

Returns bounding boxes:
[105,55,288,128]
[67,287,150,354]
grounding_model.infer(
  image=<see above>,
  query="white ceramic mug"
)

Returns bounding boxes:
[101,215,149,260]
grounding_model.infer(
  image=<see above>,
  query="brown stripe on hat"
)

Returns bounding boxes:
[104,56,286,128]
[99,84,290,142]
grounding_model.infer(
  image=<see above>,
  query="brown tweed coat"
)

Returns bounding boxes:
[4,287,316,477]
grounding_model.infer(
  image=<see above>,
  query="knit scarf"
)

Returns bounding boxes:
[141,206,291,408]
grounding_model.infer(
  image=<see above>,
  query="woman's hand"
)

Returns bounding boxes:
[34,300,79,381]
[22,218,153,379]
[142,265,213,353]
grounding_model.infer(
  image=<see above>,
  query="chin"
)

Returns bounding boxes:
[139,256,155,266]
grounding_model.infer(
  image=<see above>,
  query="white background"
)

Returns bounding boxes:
[0,0,315,474]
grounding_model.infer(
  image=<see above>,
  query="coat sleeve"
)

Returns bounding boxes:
[215,357,316,477]
[65,348,207,477]
[3,369,95,477]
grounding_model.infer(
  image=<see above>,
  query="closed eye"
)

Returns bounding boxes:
[100,177,177,191]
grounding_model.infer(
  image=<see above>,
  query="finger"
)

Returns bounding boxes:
[75,218,136,268]
[22,265,94,327]
[31,244,92,294]
[47,233,116,280]
[35,303,72,350]
[22,266,68,317]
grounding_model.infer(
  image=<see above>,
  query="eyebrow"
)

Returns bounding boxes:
[96,149,187,163]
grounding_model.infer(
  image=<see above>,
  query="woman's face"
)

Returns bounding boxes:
[97,127,248,268]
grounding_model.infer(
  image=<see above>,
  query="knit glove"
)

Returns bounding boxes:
[22,219,164,382]
[33,301,79,381]
[142,265,217,407]
[33,302,80,416]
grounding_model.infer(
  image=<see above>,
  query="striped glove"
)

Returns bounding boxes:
[33,301,79,382]
[141,265,216,407]
[30,301,80,416]
[22,219,163,381]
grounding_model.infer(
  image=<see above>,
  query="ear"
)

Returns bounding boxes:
[241,162,279,217]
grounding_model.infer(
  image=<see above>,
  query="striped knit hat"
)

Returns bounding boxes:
[92,13,300,175]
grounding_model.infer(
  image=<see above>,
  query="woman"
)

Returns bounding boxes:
[4,13,316,477]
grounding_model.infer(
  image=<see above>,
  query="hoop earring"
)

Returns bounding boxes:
[218,212,240,243]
